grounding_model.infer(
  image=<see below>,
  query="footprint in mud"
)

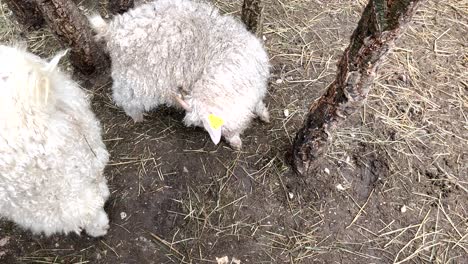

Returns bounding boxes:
[353,152,388,200]
[424,168,452,198]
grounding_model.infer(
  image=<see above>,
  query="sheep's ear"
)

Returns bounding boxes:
[45,49,69,72]
[202,114,224,145]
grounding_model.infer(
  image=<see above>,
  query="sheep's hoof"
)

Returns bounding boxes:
[255,102,270,123]
[259,110,270,123]
[85,210,109,237]
[226,135,242,150]
[124,107,145,123]
[131,113,145,123]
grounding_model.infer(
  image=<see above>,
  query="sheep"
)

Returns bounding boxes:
[0,45,110,237]
[89,0,270,149]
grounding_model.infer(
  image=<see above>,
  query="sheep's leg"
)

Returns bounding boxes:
[224,131,242,150]
[84,209,109,237]
[112,79,145,122]
[123,105,144,123]
[98,181,110,201]
[254,101,270,123]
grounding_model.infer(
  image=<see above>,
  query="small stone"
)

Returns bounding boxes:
[262,35,266,41]
[232,257,241,264]
[283,109,289,117]
[288,192,294,199]
[216,256,229,264]
[55,243,59,247]
[324,168,330,174]
[183,166,188,173]
[399,74,407,82]
[120,212,127,219]
[275,78,283,84]
[401,205,407,213]
[336,184,345,191]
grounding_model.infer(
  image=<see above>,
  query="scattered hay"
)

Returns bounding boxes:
[0,0,466,263]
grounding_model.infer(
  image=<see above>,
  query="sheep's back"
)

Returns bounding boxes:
[106,0,269,102]
[0,70,108,214]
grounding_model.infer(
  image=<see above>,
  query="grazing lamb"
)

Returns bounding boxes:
[0,45,110,237]
[89,0,270,149]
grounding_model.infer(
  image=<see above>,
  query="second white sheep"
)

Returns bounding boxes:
[89,0,270,149]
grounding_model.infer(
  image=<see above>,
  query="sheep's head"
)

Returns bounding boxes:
[0,46,67,108]
[172,92,224,145]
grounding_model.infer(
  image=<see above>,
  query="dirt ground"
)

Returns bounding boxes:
[0,0,467,263]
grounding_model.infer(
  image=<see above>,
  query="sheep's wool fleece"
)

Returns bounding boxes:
[0,46,110,237]
[98,0,270,145]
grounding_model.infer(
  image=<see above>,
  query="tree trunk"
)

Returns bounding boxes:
[4,0,45,30]
[241,0,264,37]
[34,0,108,74]
[108,0,134,14]
[292,0,424,175]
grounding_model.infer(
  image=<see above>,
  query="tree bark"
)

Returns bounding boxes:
[4,0,45,30]
[108,0,134,14]
[34,0,108,74]
[292,0,425,175]
[241,0,264,37]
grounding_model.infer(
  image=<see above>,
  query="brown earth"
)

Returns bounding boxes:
[0,0,467,263]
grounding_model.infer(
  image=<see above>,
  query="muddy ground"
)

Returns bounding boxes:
[0,0,467,263]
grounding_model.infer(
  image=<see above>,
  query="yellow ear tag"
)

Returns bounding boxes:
[208,114,224,130]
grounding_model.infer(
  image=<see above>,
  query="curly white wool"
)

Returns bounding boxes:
[0,45,110,237]
[89,0,270,149]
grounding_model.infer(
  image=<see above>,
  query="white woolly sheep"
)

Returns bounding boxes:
[0,45,110,237]
[89,0,270,149]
